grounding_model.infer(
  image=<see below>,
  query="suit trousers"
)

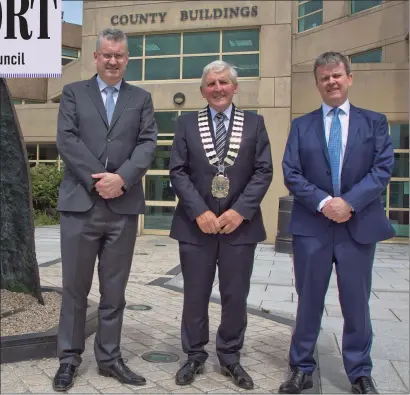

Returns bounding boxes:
[57,198,138,368]
[289,222,375,383]
[179,239,256,366]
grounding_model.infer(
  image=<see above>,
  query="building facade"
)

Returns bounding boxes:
[9,1,409,243]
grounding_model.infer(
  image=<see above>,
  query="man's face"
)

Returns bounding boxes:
[94,38,128,85]
[200,70,238,112]
[315,62,352,107]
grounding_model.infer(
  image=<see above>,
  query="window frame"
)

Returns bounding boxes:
[126,28,260,83]
[26,143,63,169]
[349,47,383,63]
[297,0,323,33]
[351,0,382,15]
[62,46,80,66]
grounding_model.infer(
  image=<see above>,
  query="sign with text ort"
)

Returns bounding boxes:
[0,0,62,78]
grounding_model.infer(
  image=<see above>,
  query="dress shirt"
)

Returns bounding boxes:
[317,99,351,211]
[96,75,122,106]
[209,104,232,137]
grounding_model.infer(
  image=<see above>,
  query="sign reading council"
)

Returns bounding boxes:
[0,0,62,78]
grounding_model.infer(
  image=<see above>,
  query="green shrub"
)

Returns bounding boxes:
[30,164,63,224]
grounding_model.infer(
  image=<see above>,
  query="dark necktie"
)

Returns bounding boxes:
[215,112,227,161]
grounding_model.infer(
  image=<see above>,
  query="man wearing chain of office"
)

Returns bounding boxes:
[169,60,273,389]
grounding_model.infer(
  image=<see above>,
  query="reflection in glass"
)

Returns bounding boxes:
[39,144,58,160]
[124,59,142,81]
[222,29,259,53]
[298,0,323,17]
[145,175,175,201]
[183,31,219,54]
[393,153,409,178]
[145,58,180,80]
[222,54,259,77]
[146,34,180,56]
[389,181,409,209]
[144,206,175,230]
[390,123,409,149]
[128,36,143,57]
[183,56,219,79]
[351,0,382,14]
[298,11,323,32]
[155,112,178,135]
[151,146,172,170]
[389,211,409,238]
[62,47,79,58]
[351,48,382,63]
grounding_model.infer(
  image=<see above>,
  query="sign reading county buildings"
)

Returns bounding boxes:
[111,6,258,26]
[0,0,61,78]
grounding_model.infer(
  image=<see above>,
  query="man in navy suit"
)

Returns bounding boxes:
[169,60,272,389]
[279,52,395,394]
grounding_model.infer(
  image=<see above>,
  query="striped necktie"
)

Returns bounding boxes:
[215,112,227,160]
[104,86,117,124]
[328,107,342,196]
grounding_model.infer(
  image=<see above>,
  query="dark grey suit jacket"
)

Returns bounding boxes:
[169,106,273,245]
[56,74,158,215]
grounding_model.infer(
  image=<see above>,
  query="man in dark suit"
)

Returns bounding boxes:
[53,28,157,391]
[279,52,395,394]
[169,60,273,390]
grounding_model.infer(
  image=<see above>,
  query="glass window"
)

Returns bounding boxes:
[223,54,259,77]
[351,48,382,63]
[25,99,44,104]
[390,124,409,149]
[145,58,180,80]
[62,47,79,58]
[39,144,58,160]
[155,112,178,135]
[13,99,23,104]
[144,206,175,230]
[389,181,409,209]
[393,153,409,178]
[351,0,382,14]
[145,34,180,56]
[128,36,143,57]
[298,11,323,32]
[184,31,220,54]
[26,144,37,161]
[298,0,322,17]
[145,175,175,201]
[222,29,259,53]
[389,211,409,238]
[183,55,219,79]
[62,58,73,66]
[124,59,142,81]
[151,146,172,170]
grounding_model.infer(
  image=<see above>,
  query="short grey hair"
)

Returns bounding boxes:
[201,60,238,87]
[96,28,128,52]
[313,51,351,80]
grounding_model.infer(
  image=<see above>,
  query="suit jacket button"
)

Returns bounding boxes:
[326,170,331,175]
[107,138,111,143]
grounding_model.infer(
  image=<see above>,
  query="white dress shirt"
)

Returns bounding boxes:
[209,104,232,137]
[318,99,350,211]
[96,75,122,106]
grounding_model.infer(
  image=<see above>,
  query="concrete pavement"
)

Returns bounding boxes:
[1,226,408,394]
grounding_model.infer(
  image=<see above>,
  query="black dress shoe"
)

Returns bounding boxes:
[98,358,146,386]
[352,376,379,394]
[52,363,78,392]
[278,368,313,394]
[175,360,204,385]
[221,363,254,390]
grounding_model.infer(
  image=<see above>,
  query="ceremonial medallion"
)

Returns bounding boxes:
[211,174,230,198]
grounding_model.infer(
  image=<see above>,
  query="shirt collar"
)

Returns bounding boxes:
[322,99,350,117]
[209,104,233,121]
[96,74,122,92]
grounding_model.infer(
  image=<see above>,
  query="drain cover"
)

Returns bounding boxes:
[141,351,179,363]
[126,304,152,311]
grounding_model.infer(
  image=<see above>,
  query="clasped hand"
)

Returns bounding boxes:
[92,173,125,199]
[196,209,244,235]
[322,197,352,223]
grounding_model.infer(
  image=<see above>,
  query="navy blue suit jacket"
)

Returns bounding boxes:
[282,104,395,245]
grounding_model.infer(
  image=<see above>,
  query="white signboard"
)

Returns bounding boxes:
[0,0,62,78]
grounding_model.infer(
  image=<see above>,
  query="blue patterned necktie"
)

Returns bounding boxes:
[104,86,117,124]
[215,112,227,160]
[328,107,342,196]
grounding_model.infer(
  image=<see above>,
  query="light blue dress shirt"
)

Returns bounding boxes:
[209,104,232,137]
[96,75,122,106]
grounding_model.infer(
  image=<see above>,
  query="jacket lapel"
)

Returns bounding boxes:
[86,75,109,128]
[342,105,360,167]
[108,81,132,134]
[313,108,330,165]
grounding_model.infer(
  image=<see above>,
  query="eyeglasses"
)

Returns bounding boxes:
[98,52,126,61]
